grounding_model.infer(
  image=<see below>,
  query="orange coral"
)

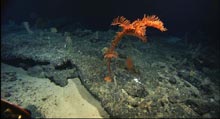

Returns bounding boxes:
[126,57,134,71]
[104,76,112,82]
[104,14,167,82]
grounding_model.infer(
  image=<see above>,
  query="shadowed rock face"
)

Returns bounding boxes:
[1,56,81,87]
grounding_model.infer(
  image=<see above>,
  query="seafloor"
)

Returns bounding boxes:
[1,22,220,118]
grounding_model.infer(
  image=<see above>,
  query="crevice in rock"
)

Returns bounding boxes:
[54,60,74,70]
[1,56,50,70]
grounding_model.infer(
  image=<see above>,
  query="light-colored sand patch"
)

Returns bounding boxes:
[1,63,109,118]
[40,79,108,118]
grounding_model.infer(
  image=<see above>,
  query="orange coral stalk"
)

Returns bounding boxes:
[104,14,167,82]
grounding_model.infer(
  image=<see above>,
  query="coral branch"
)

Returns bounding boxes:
[112,16,131,28]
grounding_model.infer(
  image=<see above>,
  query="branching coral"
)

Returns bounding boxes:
[104,14,167,82]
